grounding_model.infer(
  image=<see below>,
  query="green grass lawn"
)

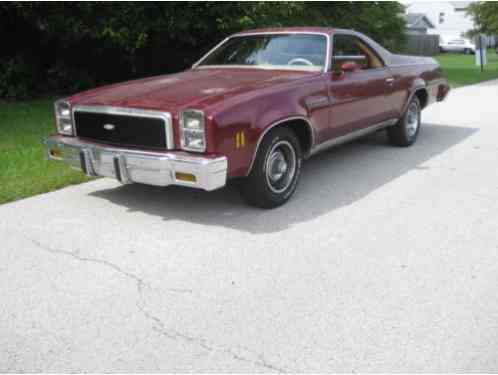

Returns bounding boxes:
[0,99,90,204]
[435,49,498,88]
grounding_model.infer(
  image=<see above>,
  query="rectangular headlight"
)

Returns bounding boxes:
[180,110,206,152]
[54,100,74,135]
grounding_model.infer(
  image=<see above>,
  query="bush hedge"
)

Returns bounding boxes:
[0,2,406,100]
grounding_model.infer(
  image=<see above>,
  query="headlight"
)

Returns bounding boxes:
[180,110,206,152]
[54,100,74,135]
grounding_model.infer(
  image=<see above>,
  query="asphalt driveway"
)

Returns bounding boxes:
[1,80,498,372]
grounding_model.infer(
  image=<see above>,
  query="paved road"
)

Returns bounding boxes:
[2,80,498,372]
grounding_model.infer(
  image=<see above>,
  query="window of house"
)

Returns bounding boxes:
[439,12,445,24]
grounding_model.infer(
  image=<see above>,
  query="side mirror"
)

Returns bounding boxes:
[340,61,360,72]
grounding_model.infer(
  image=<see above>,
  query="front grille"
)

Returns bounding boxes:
[74,108,170,149]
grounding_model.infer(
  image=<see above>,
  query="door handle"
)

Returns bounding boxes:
[386,77,395,85]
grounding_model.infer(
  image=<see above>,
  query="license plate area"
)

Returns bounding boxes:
[92,150,130,183]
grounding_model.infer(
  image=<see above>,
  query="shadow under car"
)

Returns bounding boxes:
[90,123,478,234]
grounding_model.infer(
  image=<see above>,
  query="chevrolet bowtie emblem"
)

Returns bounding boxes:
[103,123,116,130]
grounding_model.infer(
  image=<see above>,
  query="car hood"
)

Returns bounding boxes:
[69,68,318,113]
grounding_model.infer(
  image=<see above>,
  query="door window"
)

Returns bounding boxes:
[332,34,384,71]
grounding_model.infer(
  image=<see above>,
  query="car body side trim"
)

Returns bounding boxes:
[309,118,398,156]
[388,63,437,67]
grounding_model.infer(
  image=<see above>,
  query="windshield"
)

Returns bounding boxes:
[197,34,328,71]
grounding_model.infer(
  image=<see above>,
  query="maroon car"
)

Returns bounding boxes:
[44,27,450,208]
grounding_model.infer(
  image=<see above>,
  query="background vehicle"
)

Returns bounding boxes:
[439,36,476,54]
[44,27,450,208]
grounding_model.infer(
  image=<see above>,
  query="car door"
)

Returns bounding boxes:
[318,33,395,142]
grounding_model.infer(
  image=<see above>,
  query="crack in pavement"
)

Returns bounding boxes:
[23,234,287,372]
[26,235,148,287]
[136,294,286,373]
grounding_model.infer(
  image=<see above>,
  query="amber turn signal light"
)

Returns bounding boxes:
[175,172,196,183]
[49,148,63,159]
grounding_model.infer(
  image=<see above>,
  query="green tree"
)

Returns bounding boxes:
[467,2,498,35]
[1,2,407,100]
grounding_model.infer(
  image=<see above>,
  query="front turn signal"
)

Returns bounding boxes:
[49,148,63,159]
[175,172,197,183]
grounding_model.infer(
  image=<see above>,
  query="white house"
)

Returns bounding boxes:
[405,1,473,38]
[404,1,496,46]
[405,13,436,34]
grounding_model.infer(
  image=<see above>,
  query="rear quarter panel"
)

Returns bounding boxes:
[387,54,448,116]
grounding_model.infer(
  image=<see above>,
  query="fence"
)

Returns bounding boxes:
[403,34,440,56]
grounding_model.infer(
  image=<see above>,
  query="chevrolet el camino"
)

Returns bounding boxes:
[44,27,450,208]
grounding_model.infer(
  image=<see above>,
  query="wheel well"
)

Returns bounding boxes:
[273,119,313,155]
[246,118,313,176]
[414,89,428,109]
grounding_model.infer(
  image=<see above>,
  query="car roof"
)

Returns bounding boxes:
[233,27,343,36]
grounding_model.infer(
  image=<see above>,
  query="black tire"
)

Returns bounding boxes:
[387,96,421,147]
[464,48,470,55]
[239,127,302,208]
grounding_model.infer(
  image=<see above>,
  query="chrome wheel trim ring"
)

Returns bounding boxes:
[406,101,419,138]
[265,140,297,194]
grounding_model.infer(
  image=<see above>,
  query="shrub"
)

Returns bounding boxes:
[46,61,96,95]
[1,2,407,100]
[0,56,35,100]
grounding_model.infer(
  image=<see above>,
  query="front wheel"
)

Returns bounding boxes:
[239,127,302,208]
[387,96,421,147]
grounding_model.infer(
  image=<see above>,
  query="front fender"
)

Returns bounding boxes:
[211,83,319,178]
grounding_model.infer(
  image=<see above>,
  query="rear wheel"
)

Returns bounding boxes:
[388,96,421,147]
[239,127,302,208]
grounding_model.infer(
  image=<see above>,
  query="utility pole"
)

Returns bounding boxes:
[475,34,486,72]
[479,35,484,72]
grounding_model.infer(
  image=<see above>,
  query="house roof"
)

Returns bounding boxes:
[405,13,436,29]
[450,1,473,10]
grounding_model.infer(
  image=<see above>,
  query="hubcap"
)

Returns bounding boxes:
[265,140,297,193]
[406,102,419,138]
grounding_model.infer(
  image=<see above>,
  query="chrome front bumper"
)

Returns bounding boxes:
[43,136,228,191]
